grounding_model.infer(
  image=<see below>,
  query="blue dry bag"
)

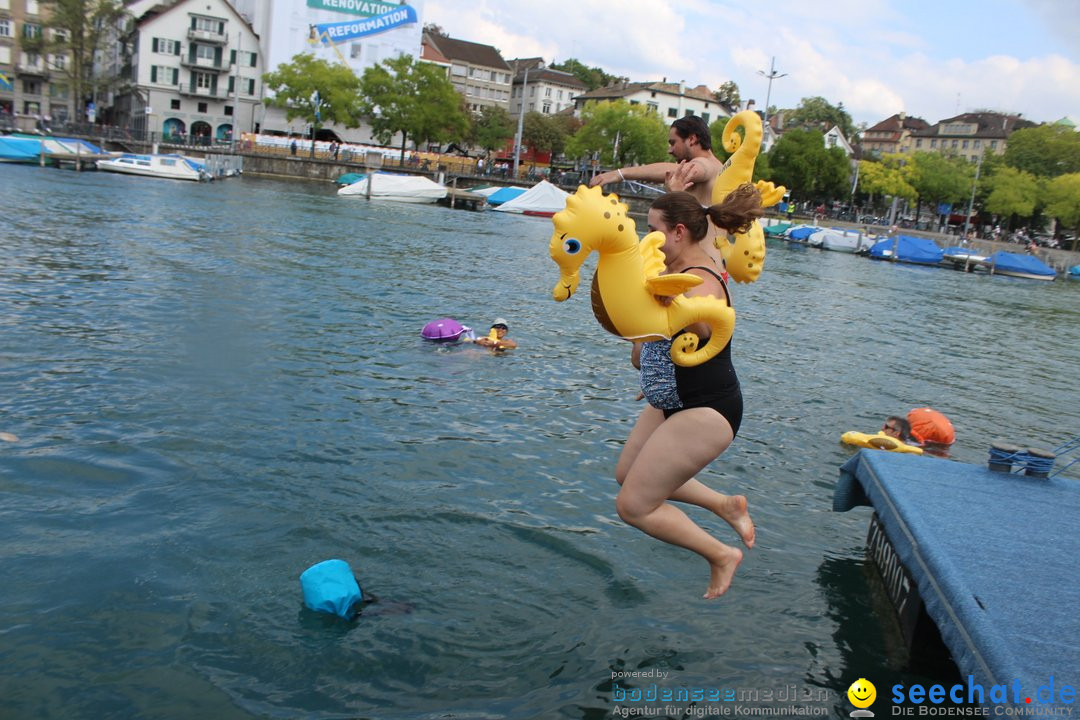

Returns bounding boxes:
[300,559,363,619]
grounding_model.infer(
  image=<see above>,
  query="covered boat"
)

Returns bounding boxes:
[784,225,819,243]
[485,186,527,206]
[979,251,1056,281]
[337,172,447,202]
[868,235,944,265]
[97,153,209,181]
[813,228,870,253]
[492,180,569,217]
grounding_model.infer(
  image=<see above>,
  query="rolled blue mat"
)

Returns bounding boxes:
[300,559,363,619]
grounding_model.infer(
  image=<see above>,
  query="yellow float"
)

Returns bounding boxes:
[549,185,734,367]
[841,431,924,455]
[711,111,787,284]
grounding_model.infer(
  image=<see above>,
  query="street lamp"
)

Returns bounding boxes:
[512,65,529,179]
[757,56,787,128]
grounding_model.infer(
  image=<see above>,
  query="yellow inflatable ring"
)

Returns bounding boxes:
[841,431,924,455]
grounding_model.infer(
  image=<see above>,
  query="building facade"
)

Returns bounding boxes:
[232,0,424,140]
[908,112,1035,163]
[508,58,586,117]
[0,0,75,129]
[572,80,732,126]
[423,32,511,113]
[859,112,930,157]
[105,0,263,143]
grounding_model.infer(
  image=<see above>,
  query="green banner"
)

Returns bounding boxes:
[306,0,401,17]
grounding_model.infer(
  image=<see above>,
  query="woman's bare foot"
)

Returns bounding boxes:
[714,494,755,548]
[704,545,743,599]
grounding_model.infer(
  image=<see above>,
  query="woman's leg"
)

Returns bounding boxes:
[616,407,754,548]
[616,408,746,598]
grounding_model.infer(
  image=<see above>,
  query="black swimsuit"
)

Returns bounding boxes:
[638,266,743,436]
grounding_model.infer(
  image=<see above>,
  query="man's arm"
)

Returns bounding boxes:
[589,162,679,187]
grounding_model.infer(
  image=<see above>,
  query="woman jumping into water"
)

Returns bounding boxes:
[616,183,762,599]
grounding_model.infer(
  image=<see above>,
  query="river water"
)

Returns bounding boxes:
[1,165,1078,720]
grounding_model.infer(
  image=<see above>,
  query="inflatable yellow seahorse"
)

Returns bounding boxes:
[549,185,735,367]
[711,110,786,283]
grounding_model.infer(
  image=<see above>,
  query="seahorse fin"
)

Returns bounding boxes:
[640,231,668,279]
[646,273,703,297]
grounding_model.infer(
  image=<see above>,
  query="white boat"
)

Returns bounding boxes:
[96,153,209,181]
[492,179,570,217]
[337,172,447,203]
[812,228,872,253]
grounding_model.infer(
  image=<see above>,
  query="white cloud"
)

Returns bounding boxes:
[422,0,1080,126]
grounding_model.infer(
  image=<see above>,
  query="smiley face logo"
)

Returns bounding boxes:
[847,678,877,708]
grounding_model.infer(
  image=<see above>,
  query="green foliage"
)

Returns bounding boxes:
[549,58,620,91]
[785,96,857,141]
[1003,125,1080,178]
[470,105,515,153]
[906,151,973,207]
[263,53,362,129]
[857,153,916,203]
[564,100,668,165]
[358,54,469,154]
[25,0,123,110]
[1044,173,1080,247]
[709,117,731,160]
[766,129,851,201]
[522,111,569,156]
[983,166,1040,219]
[715,81,740,109]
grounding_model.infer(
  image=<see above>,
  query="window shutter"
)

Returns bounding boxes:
[229,49,235,64]
[174,42,180,56]
[172,68,178,85]
[191,17,197,29]
[249,52,256,67]
[218,21,224,34]
[152,37,158,52]
[214,46,221,65]
[246,78,253,95]
[151,66,157,82]
[228,76,234,93]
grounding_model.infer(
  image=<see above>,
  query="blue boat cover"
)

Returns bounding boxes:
[835,451,1080,707]
[869,235,944,264]
[486,186,526,206]
[1069,265,1080,277]
[986,251,1056,277]
[787,226,818,240]
[0,136,41,161]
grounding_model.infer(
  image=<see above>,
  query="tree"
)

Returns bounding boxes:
[715,81,741,109]
[785,96,857,142]
[23,0,124,121]
[1044,173,1080,250]
[263,53,363,154]
[982,166,1040,227]
[422,23,446,36]
[708,116,730,159]
[549,58,620,91]
[564,100,668,166]
[856,154,917,215]
[906,151,973,225]
[469,105,514,155]
[522,111,569,157]
[358,54,469,161]
[1003,124,1080,178]
[766,128,850,202]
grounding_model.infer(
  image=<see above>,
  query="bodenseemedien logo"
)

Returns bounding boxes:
[848,678,877,718]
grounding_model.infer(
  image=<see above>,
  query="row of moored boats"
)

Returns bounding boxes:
[761,219,1075,281]
[1,133,222,181]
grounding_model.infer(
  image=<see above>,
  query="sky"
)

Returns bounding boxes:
[423,0,1080,130]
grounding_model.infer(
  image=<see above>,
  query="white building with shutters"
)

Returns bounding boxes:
[105,0,262,143]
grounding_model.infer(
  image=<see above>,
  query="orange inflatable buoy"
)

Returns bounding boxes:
[907,408,955,445]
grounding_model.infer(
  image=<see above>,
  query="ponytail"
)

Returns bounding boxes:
[651,184,763,242]
[706,183,764,235]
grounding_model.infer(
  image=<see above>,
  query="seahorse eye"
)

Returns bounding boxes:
[563,238,581,254]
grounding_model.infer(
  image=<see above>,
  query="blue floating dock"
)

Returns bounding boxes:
[834,450,1079,707]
